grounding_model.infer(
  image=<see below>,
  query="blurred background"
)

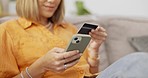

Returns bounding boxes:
[0,0,148,17]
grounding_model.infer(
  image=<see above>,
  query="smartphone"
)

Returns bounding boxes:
[77,23,98,35]
[65,34,91,53]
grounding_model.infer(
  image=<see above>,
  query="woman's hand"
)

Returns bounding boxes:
[87,26,107,73]
[89,26,107,53]
[41,47,81,73]
[27,47,81,78]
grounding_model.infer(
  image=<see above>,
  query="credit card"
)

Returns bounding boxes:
[77,23,98,35]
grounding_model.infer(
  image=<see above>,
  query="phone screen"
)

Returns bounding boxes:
[77,23,98,35]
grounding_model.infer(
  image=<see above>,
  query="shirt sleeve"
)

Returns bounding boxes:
[0,25,19,77]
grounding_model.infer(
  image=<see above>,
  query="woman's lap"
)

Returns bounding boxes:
[97,52,148,78]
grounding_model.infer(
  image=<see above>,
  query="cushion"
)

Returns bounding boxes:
[105,18,148,64]
[99,43,109,71]
[129,36,148,52]
[0,16,18,23]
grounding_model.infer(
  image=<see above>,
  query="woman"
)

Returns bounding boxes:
[0,0,107,78]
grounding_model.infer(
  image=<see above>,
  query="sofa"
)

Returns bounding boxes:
[1,15,148,72]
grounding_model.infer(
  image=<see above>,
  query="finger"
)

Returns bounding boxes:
[59,50,80,60]
[90,27,106,36]
[91,33,106,41]
[53,59,79,73]
[56,49,65,53]
[64,50,80,58]
[90,30,107,37]
[63,59,79,70]
[61,53,82,64]
[51,47,65,53]
[96,26,106,32]
[90,31,107,40]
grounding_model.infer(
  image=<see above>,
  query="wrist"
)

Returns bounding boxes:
[28,57,47,78]
[88,47,99,58]
[88,56,99,67]
[88,51,100,62]
[87,49,100,67]
[89,55,100,61]
[88,57,99,74]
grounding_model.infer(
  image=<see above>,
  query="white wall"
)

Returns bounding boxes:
[65,0,148,17]
[9,1,16,15]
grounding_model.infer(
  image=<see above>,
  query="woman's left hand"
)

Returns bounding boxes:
[89,26,107,52]
[88,26,107,67]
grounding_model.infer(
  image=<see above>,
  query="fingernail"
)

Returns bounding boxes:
[97,26,100,29]
[97,27,100,31]
[77,50,79,53]
[91,29,95,32]
[89,32,92,35]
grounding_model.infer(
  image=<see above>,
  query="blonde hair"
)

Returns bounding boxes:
[16,0,65,24]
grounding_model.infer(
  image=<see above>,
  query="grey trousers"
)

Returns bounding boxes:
[97,52,148,78]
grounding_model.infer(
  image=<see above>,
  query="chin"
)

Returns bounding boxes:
[45,12,54,18]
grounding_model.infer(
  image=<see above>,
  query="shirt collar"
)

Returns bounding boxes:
[17,18,32,29]
[17,17,66,29]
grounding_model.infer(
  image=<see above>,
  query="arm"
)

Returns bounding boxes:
[87,45,100,74]
[13,49,81,78]
[0,26,20,77]
[0,24,46,78]
[0,22,83,78]
[13,57,46,78]
[87,26,107,75]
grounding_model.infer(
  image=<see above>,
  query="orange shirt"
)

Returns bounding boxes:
[0,18,94,78]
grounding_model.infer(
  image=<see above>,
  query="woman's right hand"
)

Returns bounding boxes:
[40,47,81,73]
[28,47,82,78]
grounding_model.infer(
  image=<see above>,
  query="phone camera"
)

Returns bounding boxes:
[74,37,78,40]
[76,40,80,43]
[72,36,82,44]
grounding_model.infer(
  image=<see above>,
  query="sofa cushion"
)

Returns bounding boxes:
[99,43,109,71]
[0,16,18,23]
[129,36,148,52]
[105,17,148,64]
